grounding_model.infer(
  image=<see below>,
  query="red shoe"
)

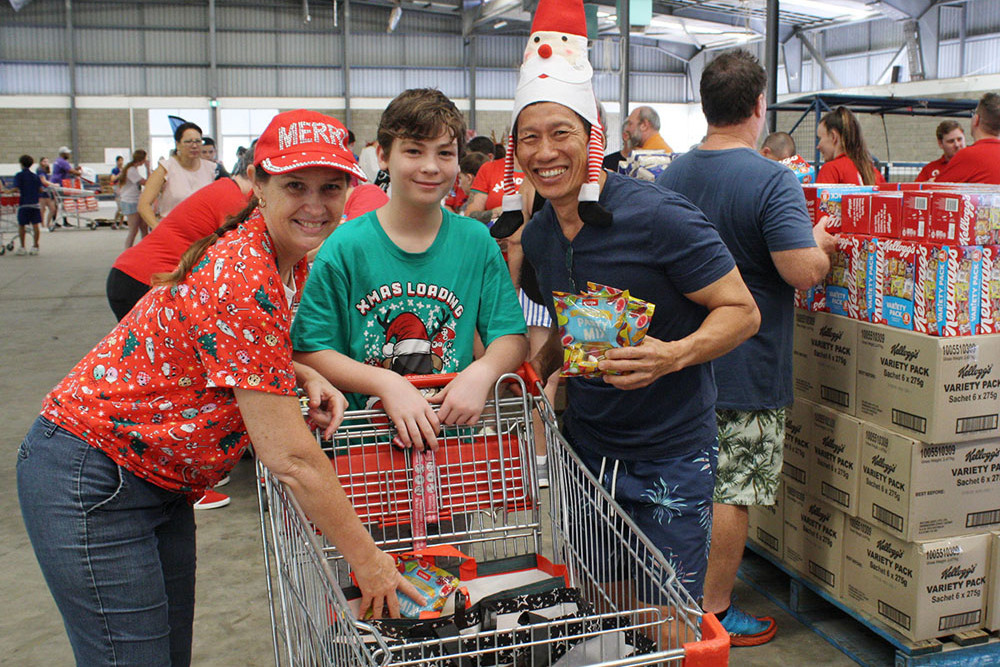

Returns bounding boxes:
[194,489,231,510]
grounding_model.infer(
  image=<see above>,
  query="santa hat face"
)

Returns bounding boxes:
[489,0,610,238]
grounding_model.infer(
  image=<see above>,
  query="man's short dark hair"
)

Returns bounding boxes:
[976,92,1000,136]
[935,120,963,141]
[19,154,34,169]
[377,88,467,157]
[700,49,767,128]
[762,132,796,159]
[202,136,216,147]
[467,135,496,158]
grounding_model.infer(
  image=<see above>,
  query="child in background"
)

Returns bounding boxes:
[444,151,491,214]
[292,88,527,450]
[12,155,43,255]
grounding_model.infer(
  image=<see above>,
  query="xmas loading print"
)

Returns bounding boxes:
[356,282,465,376]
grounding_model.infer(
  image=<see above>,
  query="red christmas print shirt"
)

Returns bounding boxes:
[43,212,309,495]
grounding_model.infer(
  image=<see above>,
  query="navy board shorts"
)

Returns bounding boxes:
[562,419,717,604]
[18,206,42,226]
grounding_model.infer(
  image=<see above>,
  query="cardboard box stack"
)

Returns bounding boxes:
[748,181,1000,644]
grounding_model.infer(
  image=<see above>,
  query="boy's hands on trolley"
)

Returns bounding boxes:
[354,548,427,620]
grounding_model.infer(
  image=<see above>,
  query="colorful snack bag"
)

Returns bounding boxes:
[391,556,460,619]
[554,286,655,377]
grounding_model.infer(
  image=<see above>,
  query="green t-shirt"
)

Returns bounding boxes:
[291,209,527,409]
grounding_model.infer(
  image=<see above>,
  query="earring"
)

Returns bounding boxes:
[258,199,266,209]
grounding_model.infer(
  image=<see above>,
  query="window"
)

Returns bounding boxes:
[220,108,278,172]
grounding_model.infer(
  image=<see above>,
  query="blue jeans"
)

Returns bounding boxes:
[17,416,196,666]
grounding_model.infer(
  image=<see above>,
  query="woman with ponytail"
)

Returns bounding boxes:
[815,106,886,185]
[18,110,423,667]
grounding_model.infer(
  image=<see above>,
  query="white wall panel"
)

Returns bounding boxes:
[469,69,518,98]
[75,65,146,96]
[277,33,341,67]
[0,63,69,95]
[144,30,209,64]
[0,27,66,62]
[139,3,209,30]
[76,28,145,63]
[218,30,275,65]
[276,67,344,97]
[218,66,279,97]
[629,73,688,103]
[145,66,209,96]
[474,35,525,69]
[73,1,143,28]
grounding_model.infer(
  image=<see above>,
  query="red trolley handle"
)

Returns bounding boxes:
[402,362,542,395]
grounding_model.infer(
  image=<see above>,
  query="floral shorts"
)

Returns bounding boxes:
[713,408,786,506]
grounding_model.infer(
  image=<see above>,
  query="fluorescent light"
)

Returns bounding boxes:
[493,19,508,28]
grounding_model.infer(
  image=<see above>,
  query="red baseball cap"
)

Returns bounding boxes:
[254,109,366,181]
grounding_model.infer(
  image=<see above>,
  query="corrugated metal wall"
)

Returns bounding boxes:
[5,0,1000,101]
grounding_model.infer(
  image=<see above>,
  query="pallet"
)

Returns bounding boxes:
[739,543,1000,666]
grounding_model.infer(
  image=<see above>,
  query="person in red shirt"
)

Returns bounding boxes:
[464,156,524,223]
[935,92,1000,184]
[17,109,423,667]
[106,143,258,322]
[815,106,886,185]
[916,120,966,182]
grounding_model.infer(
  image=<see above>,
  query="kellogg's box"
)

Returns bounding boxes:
[870,193,904,238]
[901,191,932,241]
[825,235,862,318]
[929,191,998,246]
[981,245,1000,334]
[915,244,984,336]
[804,185,876,232]
[841,193,871,235]
[872,239,918,330]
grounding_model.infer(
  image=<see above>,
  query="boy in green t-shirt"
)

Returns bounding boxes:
[292,89,528,450]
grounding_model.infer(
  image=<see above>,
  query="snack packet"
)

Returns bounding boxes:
[374,556,459,619]
[554,284,655,377]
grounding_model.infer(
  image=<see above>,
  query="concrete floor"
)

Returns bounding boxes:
[0,219,860,665]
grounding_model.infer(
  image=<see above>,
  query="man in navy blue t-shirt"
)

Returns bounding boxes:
[517,100,760,609]
[12,154,43,255]
[658,49,835,646]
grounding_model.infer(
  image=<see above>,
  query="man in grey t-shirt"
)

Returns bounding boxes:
[657,49,835,647]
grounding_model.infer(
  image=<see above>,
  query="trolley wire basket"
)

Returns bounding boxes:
[257,366,728,666]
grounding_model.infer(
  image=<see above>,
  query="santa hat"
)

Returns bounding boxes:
[381,313,431,358]
[490,0,611,239]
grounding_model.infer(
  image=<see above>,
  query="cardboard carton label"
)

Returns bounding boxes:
[843,517,988,641]
[856,322,1000,443]
[783,399,812,489]
[809,405,861,515]
[842,193,871,235]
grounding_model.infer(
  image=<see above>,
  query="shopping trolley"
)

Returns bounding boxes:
[0,191,18,254]
[49,178,101,229]
[257,365,728,666]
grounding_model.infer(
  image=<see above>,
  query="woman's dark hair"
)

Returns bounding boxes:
[174,122,203,143]
[153,171,270,286]
[121,149,147,182]
[820,106,877,185]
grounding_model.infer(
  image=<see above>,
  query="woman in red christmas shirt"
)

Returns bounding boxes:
[815,106,886,186]
[16,110,423,667]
